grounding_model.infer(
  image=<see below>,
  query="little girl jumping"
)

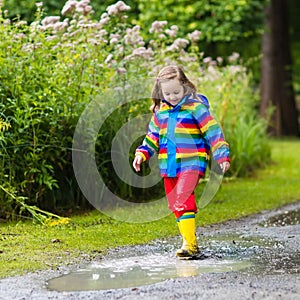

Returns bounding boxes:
[133,65,230,259]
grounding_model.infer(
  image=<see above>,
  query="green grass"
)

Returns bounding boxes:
[0,138,299,278]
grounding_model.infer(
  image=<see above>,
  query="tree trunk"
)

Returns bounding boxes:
[260,0,299,136]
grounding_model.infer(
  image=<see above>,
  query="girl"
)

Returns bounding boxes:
[133,65,230,259]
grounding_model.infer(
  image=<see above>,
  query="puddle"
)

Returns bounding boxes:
[47,208,300,292]
[46,233,294,292]
[47,254,251,292]
[261,209,300,227]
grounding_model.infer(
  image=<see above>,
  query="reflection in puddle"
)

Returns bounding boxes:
[47,254,251,292]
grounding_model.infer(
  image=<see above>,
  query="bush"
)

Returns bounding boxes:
[0,1,270,220]
[193,59,271,177]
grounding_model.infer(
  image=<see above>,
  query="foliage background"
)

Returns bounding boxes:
[0,1,271,220]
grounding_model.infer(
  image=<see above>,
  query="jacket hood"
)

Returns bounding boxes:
[185,94,210,108]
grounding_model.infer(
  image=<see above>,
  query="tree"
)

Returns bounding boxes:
[260,0,300,136]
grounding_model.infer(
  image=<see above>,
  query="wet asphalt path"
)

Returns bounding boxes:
[0,201,299,300]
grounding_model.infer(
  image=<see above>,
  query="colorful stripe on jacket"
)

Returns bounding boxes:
[135,94,230,177]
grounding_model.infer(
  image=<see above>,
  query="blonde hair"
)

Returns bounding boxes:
[151,65,198,112]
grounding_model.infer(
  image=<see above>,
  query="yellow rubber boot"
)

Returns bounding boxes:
[176,212,199,259]
[176,219,187,250]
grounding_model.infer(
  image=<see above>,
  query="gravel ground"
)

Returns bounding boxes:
[0,201,299,300]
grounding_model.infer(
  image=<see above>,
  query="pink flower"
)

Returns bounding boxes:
[105,54,113,64]
[166,38,189,52]
[188,30,201,42]
[61,0,77,16]
[13,33,26,40]
[158,34,166,39]
[217,57,223,65]
[132,47,153,57]
[46,35,57,41]
[124,26,145,46]
[228,65,245,75]
[149,20,168,34]
[165,25,178,38]
[126,47,153,60]
[106,1,130,15]
[76,0,93,15]
[99,13,110,26]
[110,33,120,44]
[203,57,212,64]
[41,16,60,26]
[228,52,240,63]
[84,5,93,13]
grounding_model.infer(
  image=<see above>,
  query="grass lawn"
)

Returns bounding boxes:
[0,138,299,278]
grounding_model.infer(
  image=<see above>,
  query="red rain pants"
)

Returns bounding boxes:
[164,171,201,219]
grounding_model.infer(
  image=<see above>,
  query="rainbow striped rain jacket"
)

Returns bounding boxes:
[135,94,230,177]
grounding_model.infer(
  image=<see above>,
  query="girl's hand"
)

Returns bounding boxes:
[219,161,230,173]
[133,155,143,172]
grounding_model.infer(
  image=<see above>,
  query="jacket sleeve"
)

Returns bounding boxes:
[135,113,160,162]
[194,103,230,164]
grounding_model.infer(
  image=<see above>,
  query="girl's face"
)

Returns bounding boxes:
[160,78,184,106]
